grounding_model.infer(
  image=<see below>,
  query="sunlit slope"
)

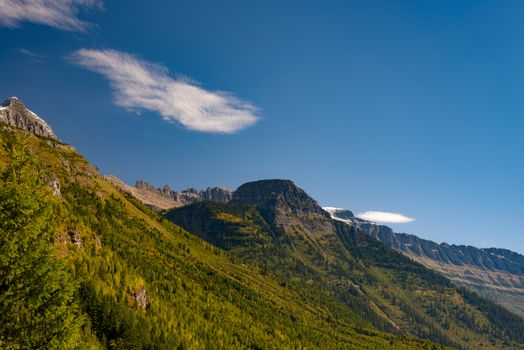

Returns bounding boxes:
[0,126,450,349]
[167,181,524,350]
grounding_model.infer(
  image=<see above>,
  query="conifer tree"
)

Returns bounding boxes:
[0,134,83,349]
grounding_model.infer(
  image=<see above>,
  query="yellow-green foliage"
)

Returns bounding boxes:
[167,194,524,350]
[0,126,451,349]
[214,211,243,223]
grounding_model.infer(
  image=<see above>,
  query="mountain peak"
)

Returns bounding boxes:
[232,179,329,217]
[0,96,59,141]
[232,179,305,204]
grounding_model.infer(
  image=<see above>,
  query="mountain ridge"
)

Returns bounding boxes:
[104,176,232,210]
[325,207,524,317]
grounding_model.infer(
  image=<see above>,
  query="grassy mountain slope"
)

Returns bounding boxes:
[0,127,450,348]
[166,180,524,350]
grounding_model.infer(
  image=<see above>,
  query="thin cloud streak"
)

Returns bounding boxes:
[357,211,415,224]
[19,48,46,63]
[0,0,102,32]
[69,49,259,133]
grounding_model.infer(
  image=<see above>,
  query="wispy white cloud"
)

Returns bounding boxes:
[19,48,45,63]
[0,0,102,32]
[357,211,415,224]
[69,49,259,133]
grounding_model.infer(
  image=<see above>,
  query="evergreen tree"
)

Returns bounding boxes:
[0,134,83,349]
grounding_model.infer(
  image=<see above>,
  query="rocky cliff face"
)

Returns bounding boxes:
[232,179,329,216]
[201,186,233,203]
[135,180,233,206]
[171,186,232,205]
[325,206,524,316]
[0,97,59,141]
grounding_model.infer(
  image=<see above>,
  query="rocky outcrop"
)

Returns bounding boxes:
[57,230,83,249]
[47,177,61,197]
[131,286,149,309]
[135,180,232,206]
[0,97,59,140]
[201,186,233,203]
[135,180,157,192]
[68,231,83,249]
[105,175,179,211]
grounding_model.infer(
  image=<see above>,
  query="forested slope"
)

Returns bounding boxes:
[167,180,524,350]
[0,125,448,348]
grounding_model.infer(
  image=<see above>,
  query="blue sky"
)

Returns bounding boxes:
[0,0,523,253]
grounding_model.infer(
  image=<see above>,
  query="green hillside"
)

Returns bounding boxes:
[166,181,524,350]
[0,126,453,348]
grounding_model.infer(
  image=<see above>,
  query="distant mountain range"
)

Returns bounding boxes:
[324,207,524,317]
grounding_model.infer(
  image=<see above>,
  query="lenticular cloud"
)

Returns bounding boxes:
[356,211,415,224]
[69,49,259,133]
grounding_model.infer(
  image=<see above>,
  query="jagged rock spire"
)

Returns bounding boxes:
[0,96,59,141]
